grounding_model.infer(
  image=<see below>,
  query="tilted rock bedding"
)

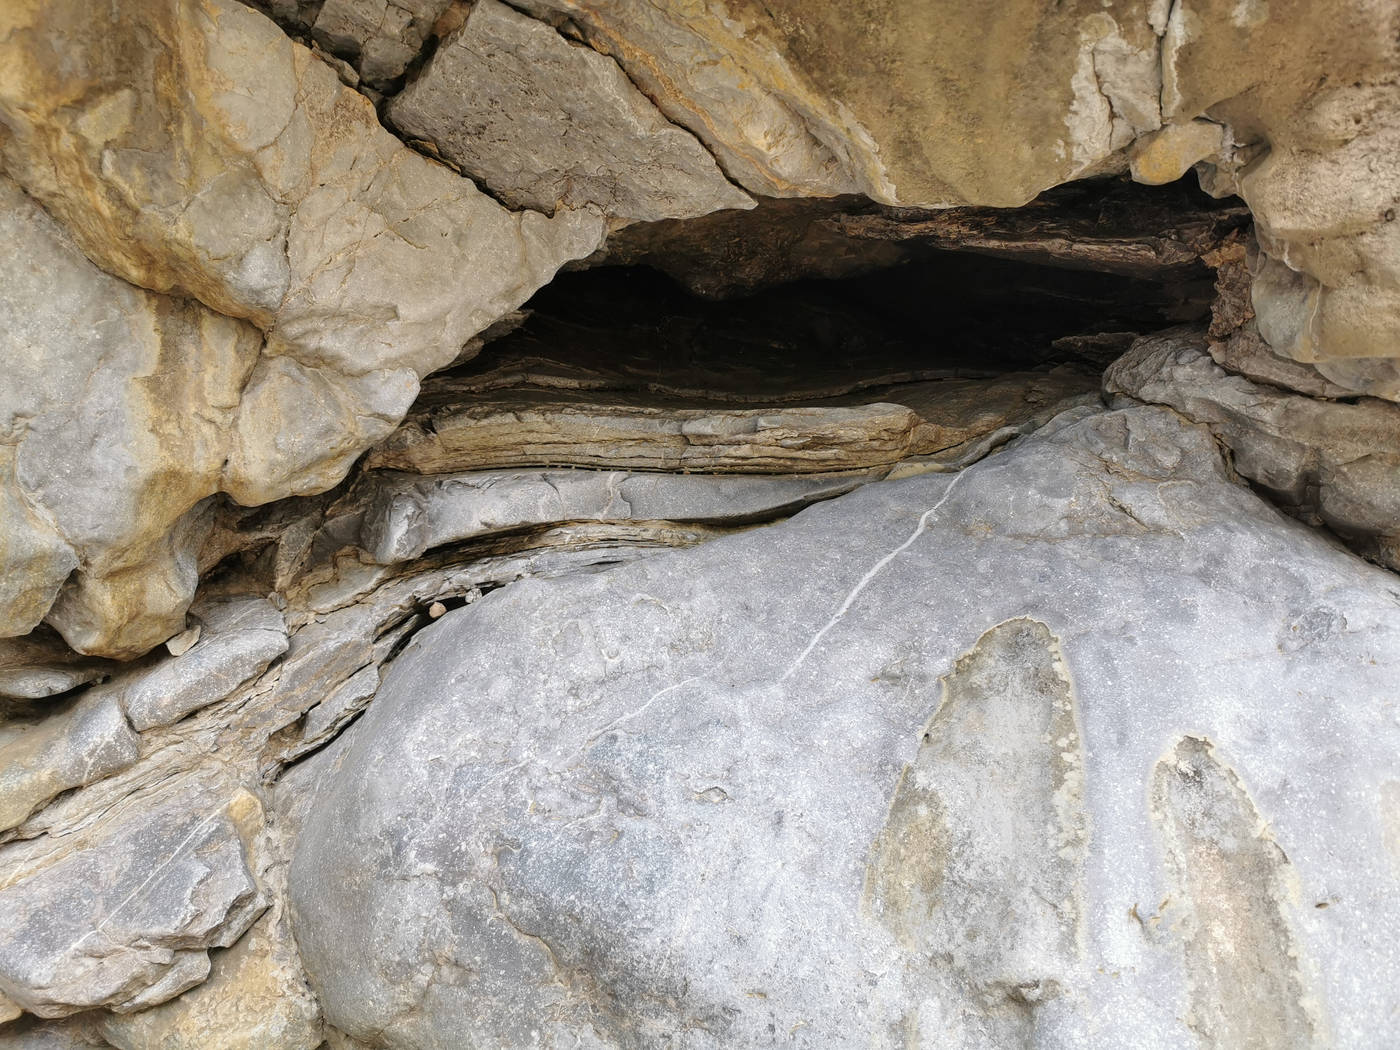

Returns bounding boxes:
[1,0,1398,1046]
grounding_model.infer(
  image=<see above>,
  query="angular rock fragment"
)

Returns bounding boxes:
[0,694,140,833]
[389,0,753,221]
[291,405,1400,1047]
[0,793,265,1018]
[312,0,457,89]
[117,598,289,733]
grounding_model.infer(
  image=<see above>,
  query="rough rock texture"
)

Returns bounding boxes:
[290,406,1400,1047]
[0,793,265,1018]
[97,909,322,1050]
[389,0,753,221]
[114,598,289,733]
[504,0,1400,393]
[0,634,117,704]
[355,469,880,563]
[1106,329,1400,569]
[0,0,602,657]
[0,694,139,834]
[367,370,1098,475]
[3,0,1400,1042]
[310,0,458,90]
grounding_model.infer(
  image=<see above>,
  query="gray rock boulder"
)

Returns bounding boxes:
[290,405,1400,1048]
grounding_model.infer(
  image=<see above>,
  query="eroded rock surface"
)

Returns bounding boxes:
[389,0,753,221]
[0,0,602,658]
[1106,329,1400,569]
[290,406,1400,1047]
[0,793,265,1018]
[3,0,1400,1042]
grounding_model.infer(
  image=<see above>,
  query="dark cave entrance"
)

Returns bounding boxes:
[435,175,1246,402]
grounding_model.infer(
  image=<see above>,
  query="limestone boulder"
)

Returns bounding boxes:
[290,405,1400,1047]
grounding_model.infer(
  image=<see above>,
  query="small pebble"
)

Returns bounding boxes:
[428,602,447,618]
[165,624,202,657]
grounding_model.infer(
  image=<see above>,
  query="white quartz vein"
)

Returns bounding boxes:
[780,468,970,682]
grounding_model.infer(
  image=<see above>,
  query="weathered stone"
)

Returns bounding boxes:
[1209,326,1355,400]
[355,468,882,564]
[0,0,604,657]
[389,0,753,221]
[118,598,289,733]
[1129,119,1225,186]
[0,177,257,656]
[0,1016,109,1048]
[0,792,265,1018]
[312,0,457,89]
[291,405,1400,1046]
[506,0,1399,388]
[99,909,322,1050]
[1150,736,1317,1050]
[369,401,933,475]
[1104,329,1400,568]
[514,0,1163,204]
[0,694,139,833]
[0,634,116,704]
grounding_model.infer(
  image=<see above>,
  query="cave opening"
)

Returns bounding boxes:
[423,175,1245,414]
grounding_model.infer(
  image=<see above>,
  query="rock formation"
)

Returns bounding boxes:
[1,0,1398,1046]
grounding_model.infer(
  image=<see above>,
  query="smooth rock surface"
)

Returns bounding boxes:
[291,405,1400,1047]
[389,0,753,221]
[0,792,265,1018]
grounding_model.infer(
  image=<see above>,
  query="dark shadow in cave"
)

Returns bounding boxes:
[438,175,1248,400]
